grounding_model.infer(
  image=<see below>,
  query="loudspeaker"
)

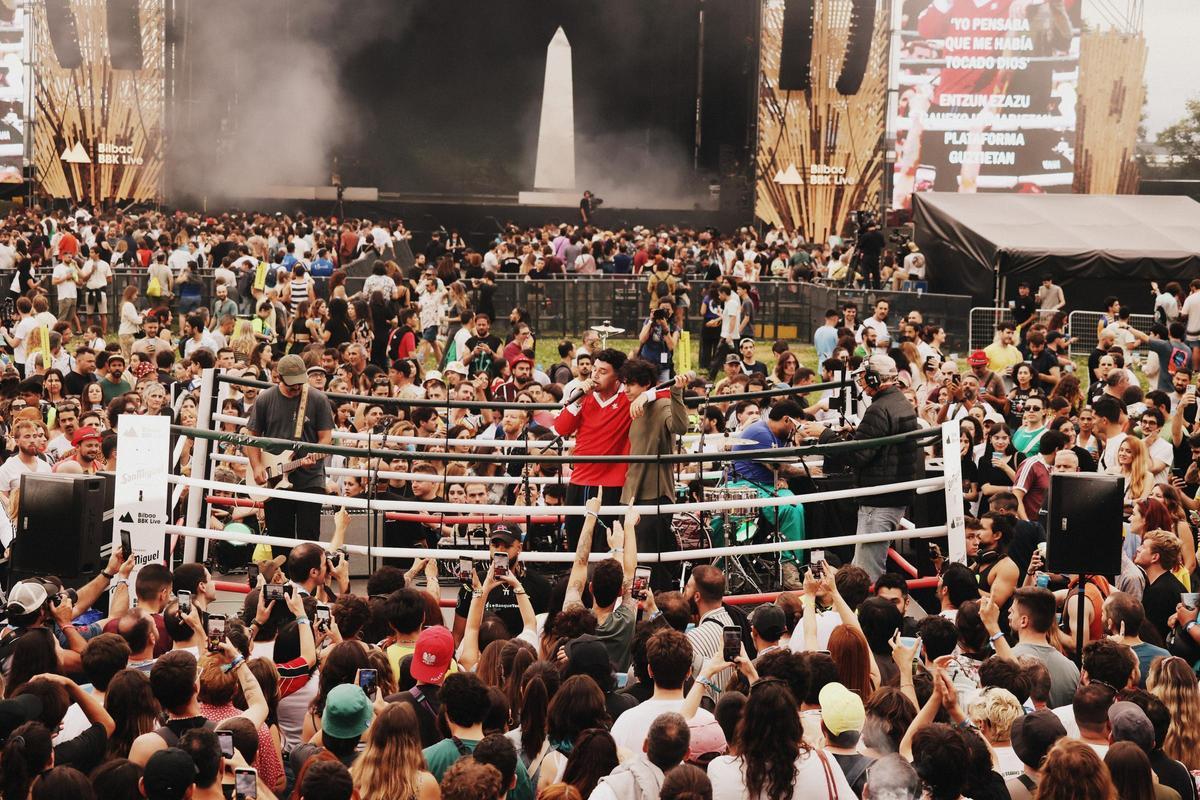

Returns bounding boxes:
[836,0,876,95]
[106,0,143,70]
[12,473,108,585]
[45,0,83,71]
[1045,472,1124,576]
[777,0,814,92]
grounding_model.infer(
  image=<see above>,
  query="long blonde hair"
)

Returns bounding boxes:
[1117,436,1152,501]
[1147,656,1200,769]
[348,702,426,800]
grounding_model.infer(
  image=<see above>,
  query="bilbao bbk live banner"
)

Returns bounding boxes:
[890,0,1082,209]
[32,0,165,203]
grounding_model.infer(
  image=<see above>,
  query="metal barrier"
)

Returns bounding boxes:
[968,307,1015,351]
[76,269,973,351]
[1066,310,1155,360]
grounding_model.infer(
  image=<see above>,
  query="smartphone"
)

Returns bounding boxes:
[217,729,234,759]
[810,549,825,578]
[493,552,509,577]
[262,583,286,603]
[458,556,474,584]
[316,603,331,630]
[357,668,378,701]
[207,614,226,652]
[899,636,923,662]
[234,767,257,800]
[722,625,741,662]
[247,561,259,589]
[632,567,651,601]
[1183,593,1200,611]
[120,529,132,558]
[1189,385,1197,398]
[991,451,1003,465]
[177,590,191,615]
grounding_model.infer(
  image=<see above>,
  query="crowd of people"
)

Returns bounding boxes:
[0,204,1195,800]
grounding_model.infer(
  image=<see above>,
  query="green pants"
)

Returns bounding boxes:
[709,480,805,563]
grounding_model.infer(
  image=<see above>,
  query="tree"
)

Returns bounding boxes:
[1156,97,1200,178]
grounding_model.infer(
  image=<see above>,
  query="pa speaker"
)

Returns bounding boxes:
[778,0,814,92]
[106,0,143,70]
[12,473,108,585]
[1045,472,1124,576]
[836,0,876,95]
[45,0,83,71]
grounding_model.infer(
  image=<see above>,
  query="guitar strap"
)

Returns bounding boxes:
[294,384,309,440]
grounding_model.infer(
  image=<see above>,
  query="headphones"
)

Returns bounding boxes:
[862,364,882,390]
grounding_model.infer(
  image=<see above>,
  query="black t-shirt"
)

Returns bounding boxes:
[1087,347,1106,381]
[54,723,108,774]
[1144,570,1188,640]
[454,565,552,638]
[63,370,97,397]
[832,752,874,798]
[1029,350,1059,393]
[386,684,445,748]
[1173,403,1198,478]
[1013,296,1037,327]
[245,385,335,491]
[1150,749,1198,800]
[464,334,502,376]
[379,488,439,567]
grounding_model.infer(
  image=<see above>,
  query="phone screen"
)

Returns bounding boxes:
[316,604,330,624]
[120,530,132,557]
[458,557,474,582]
[177,591,191,615]
[493,552,509,577]
[632,567,651,600]
[810,549,825,578]
[263,583,285,602]
[207,615,226,651]
[357,668,378,700]
[217,729,234,759]
[722,625,741,661]
[234,768,257,799]
[247,562,259,588]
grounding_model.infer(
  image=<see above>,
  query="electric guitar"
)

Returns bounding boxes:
[246,450,309,502]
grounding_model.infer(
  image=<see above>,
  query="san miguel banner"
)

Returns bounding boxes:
[891,0,1082,209]
[32,0,165,203]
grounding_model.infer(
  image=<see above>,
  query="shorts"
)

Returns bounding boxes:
[82,289,107,314]
[58,297,76,318]
[422,325,438,343]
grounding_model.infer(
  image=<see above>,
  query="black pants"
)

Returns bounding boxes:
[709,339,735,379]
[263,487,325,550]
[699,328,720,373]
[635,497,679,591]
[565,484,623,551]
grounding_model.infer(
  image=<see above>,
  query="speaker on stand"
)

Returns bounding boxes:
[778,0,814,92]
[835,0,876,96]
[106,0,144,70]
[1045,472,1124,664]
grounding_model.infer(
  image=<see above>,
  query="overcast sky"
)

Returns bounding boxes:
[1082,1,1200,139]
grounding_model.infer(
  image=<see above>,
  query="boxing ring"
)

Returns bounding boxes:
[118,368,967,600]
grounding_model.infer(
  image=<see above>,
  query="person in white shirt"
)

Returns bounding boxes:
[51,258,80,334]
[4,296,37,373]
[859,299,890,348]
[81,252,112,334]
[608,628,718,753]
[0,418,52,506]
[1182,279,1200,347]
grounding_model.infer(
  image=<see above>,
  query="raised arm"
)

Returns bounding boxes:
[564,495,602,609]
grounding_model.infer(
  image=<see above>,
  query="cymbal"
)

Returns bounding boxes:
[680,435,757,446]
[590,323,625,335]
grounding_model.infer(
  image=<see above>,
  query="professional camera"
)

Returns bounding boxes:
[653,308,669,322]
[592,197,604,207]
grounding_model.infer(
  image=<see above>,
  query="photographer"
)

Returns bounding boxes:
[857,219,886,290]
[637,299,679,382]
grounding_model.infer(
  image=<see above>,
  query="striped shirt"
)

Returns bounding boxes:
[687,607,736,701]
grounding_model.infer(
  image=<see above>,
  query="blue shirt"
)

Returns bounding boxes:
[814,324,839,364]
[730,419,781,485]
[309,257,334,277]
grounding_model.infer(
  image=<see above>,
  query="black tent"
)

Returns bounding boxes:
[913,193,1200,310]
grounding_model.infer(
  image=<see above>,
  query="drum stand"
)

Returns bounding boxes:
[714,507,763,594]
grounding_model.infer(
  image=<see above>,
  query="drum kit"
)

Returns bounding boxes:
[589,321,624,348]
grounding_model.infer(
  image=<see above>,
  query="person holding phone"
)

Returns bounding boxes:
[451,522,550,647]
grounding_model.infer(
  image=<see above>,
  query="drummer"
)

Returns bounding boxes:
[726,400,826,590]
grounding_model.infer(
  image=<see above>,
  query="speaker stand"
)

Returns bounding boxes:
[1074,574,1088,667]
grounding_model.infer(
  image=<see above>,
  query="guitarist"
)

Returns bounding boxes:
[245,354,334,542]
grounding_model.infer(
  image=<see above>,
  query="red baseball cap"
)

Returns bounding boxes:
[510,354,533,368]
[411,625,454,684]
[71,426,102,447]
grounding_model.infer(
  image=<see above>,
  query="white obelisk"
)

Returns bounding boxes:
[519,27,579,205]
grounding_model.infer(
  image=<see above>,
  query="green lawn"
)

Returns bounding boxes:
[531,336,816,375]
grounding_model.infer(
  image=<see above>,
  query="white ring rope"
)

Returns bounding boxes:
[171,473,946,517]
[164,522,948,564]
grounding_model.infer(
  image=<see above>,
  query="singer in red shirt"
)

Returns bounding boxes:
[554,348,662,548]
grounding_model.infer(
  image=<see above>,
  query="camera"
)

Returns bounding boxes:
[653,308,669,322]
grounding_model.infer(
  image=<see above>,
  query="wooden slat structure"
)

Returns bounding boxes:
[1073,30,1145,195]
[755,0,889,242]
[32,0,165,203]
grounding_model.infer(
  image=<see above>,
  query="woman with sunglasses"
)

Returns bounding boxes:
[1005,362,1045,430]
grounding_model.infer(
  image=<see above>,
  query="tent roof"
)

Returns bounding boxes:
[912,193,1200,259]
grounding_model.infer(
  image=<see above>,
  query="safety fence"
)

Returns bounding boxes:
[968,306,1157,363]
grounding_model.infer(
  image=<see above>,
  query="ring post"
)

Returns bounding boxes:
[182,368,218,562]
[940,420,967,563]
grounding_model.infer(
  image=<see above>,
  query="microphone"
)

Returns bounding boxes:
[563,386,587,406]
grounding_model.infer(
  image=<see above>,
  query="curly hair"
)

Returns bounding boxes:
[736,679,806,800]
[1147,656,1200,769]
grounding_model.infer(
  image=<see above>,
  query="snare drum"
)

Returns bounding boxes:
[704,485,759,520]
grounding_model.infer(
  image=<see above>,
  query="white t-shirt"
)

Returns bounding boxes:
[84,259,111,290]
[860,316,889,346]
[11,316,37,364]
[787,609,842,651]
[53,262,77,300]
[719,294,741,342]
[707,751,856,800]
[1183,292,1200,337]
[609,697,717,753]
[1146,435,1174,480]
[0,455,51,494]
[1100,432,1128,475]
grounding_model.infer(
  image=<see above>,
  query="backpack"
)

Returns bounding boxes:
[1168,343,1189,375]
[703,603,758,661]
